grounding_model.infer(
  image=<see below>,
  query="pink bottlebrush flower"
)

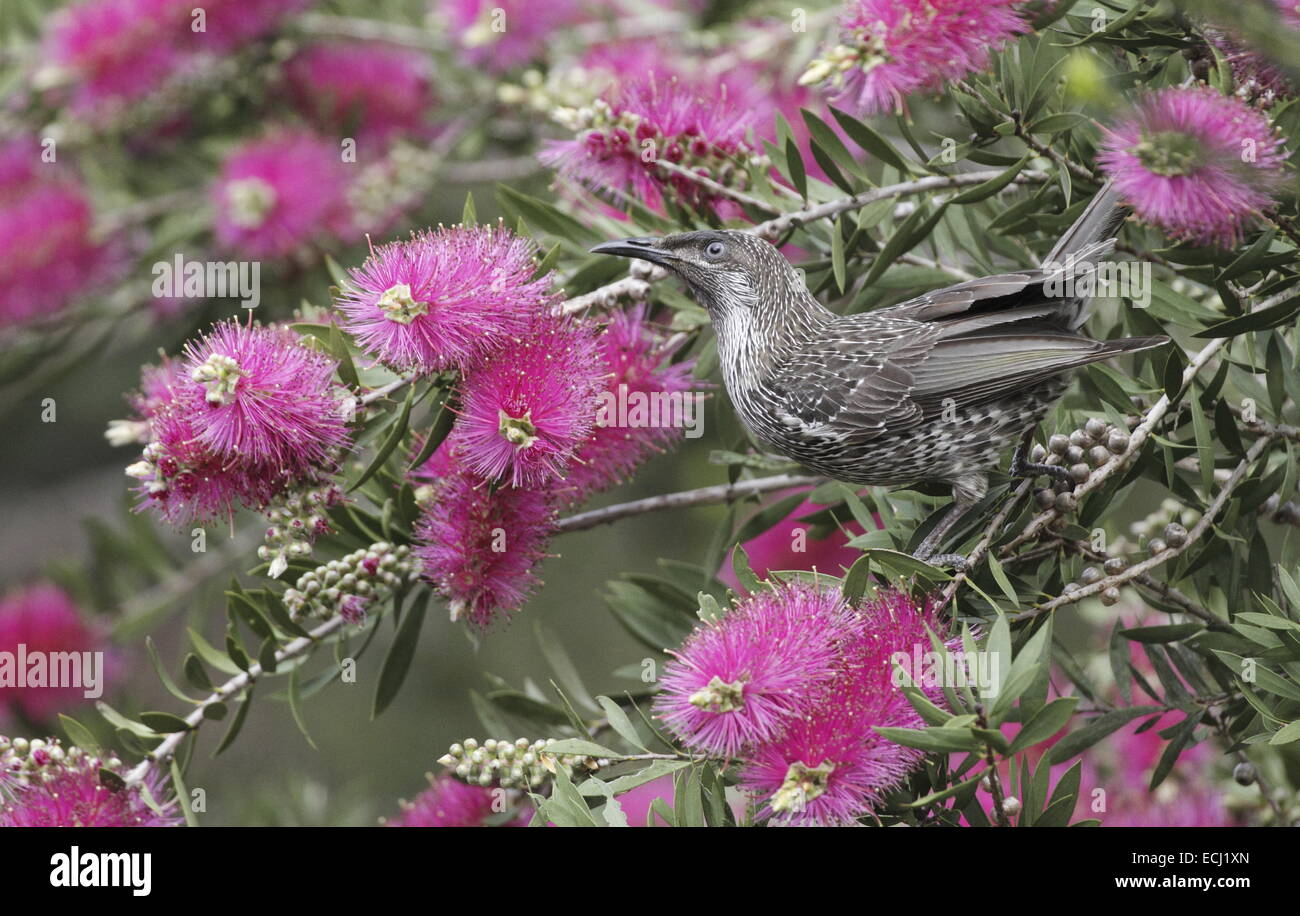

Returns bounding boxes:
[718,493,872,591]
[0,139,115,329]
[384,772,530,826]
[562,305,698,503]
[655,581,866,758]
[337,225,555,374]
[0,585,117,723]
[180,319,350,475]
[212,131,351,259]
[442,0,584,72]
[413,447,556,628]
[284,42,435,146]
[38,0,189,122]
[451,314,603,488]
[184,0,311,52]
[804,0,1029,117]
[540,74,764,212]
[0,739,180,827]
[1098,86,1288,247]
[740,589,949,826]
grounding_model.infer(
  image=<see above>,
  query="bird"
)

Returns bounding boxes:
[591,186,1168,568]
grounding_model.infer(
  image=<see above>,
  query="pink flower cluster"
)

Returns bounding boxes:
[542,73,765,213]
[117,319,351,525]
[1099,86,1288,248]
[283,42,436,147]
[351,227,696,628]
[656,583,950,826]
[212,130,353,260]
[0,137,115,330]
[810,0,1030,116]
[0,737,180,827]
[0,584,117,723]
[39,0,310,123]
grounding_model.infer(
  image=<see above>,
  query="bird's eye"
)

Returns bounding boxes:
[704,240,726,259]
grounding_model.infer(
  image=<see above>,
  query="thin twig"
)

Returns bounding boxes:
[554,474,822,533]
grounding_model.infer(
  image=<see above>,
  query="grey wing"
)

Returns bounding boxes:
[766,317,943,441]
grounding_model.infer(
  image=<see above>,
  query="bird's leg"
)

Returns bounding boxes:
[1009,426,1071,484]
[913,499,973,571]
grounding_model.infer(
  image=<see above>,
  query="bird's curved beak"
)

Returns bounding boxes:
[590,237,677,266]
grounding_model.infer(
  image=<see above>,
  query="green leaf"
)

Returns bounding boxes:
[59,714,101,753]
[874,725,983,753]
[1009,697,1078,753]
[596,696,649,751]
[1047,707,1159,764]
[138,711,192,733]
[213,687,254,757]
[784,137,807,199]
[536,622,601,714]
[408,386,455,470]
[349,383,414,491]
[1268,719,1300,745]
[187,628,242,675]
[372,591,427,719]
[730,543,763,593]
[830,107,913,173]
[949,154,1031,205]
[288,664,317,750]
[170,760,198,827]
[543,738,620,758]
[1192,295,1300,338]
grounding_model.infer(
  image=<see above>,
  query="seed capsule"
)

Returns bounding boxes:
[1100,587,1121,606]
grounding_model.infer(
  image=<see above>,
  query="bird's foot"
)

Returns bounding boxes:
[1009,445,1072,484]
[912,548,968,572]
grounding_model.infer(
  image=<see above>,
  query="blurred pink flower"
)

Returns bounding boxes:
[442,0,585,71]
[184,0,312,52]
[284,42,435,146]
[808,0,1029,116]
[384,772,530,826]
[39,0,189,122]
[0,138,115,329]
[0,739,179,827]
[212,130,351,259]
[719,494,869,590]
[451,313,603,488]
[1098,86,1288,247]
[338,224,554,374]
[0,585,117,723]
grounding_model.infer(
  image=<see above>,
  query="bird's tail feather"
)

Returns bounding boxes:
[1044,181,1128,265]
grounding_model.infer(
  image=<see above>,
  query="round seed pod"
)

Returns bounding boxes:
[1063,582,1080,594]
[1080,566,1102,585]
[1048,434,1070,455]
[1029,444,1047,463]
[1100,587,1121,606]
[1002,797,1022,818]
[1035,488,1056,508]
[1088,446,1111,467]
[1233,762,1257,786]
[1069,463,1091,484]
[1103,557,1127,575]
[1106,431,1129,454]
[1054,492,1076,512]
[1069,429,1091,448]
[1163,522,1188,547]
[1085,417,1109,441]
[1066,445,1085,464]
[1148,538,1168,555]
[1054,478,1073,494]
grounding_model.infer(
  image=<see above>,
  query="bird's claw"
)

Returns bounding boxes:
[914,551,968,572]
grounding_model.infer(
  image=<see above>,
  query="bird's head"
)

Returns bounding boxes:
[591,230,812,329]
